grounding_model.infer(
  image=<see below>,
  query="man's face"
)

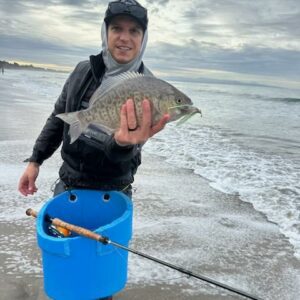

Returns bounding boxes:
[107,16,144,64]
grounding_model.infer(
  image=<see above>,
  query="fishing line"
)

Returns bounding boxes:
[26,208,263,300]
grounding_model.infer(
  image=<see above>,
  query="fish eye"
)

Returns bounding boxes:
[176,98,182,104]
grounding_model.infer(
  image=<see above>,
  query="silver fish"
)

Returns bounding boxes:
[56,72,201,143]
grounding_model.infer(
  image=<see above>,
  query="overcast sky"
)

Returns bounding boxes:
[0,0,299,88]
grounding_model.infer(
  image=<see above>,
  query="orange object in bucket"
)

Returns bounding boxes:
[55,225,71,237]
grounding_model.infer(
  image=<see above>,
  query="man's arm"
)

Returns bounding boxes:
[18,76,70,196]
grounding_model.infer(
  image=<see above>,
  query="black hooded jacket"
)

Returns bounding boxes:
[27,53,146,190]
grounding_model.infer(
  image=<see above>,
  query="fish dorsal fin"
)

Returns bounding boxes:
[89,71,145,106]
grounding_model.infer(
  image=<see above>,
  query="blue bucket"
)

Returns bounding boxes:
[36,189,133,300]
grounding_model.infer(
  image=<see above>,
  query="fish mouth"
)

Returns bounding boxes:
[168,104,202,125]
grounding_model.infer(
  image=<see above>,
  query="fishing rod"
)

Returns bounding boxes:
[26,208,263,300]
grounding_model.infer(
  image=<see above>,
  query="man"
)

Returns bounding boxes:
[19,1,169,299]
[18,0,169,199]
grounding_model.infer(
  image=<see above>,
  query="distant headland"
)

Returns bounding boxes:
[0,60,66,73]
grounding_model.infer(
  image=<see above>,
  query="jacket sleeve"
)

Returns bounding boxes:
[104,135,142,162]
[26,76,70,165]
[80,125,141,163]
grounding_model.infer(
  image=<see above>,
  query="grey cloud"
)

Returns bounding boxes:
[0,33,99,67]
[0,0,30,14]
[64,10,102,26]
[145,0,169,6]
[144,0,169,14]
[145,40,300,80]
[0,34,71,52]
[0,0,107,41]
[0,0,106,67]
[60,0,94,6]
[183,0,300,45]
[0,0,299,84]
[0,0,105,16]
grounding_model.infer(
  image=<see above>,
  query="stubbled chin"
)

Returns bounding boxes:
[114,52,133,64]
[115,57,131,64]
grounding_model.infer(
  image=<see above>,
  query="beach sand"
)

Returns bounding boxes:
[0,150,299,300]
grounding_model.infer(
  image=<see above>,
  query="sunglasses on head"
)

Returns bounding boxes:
[108,1,147,19]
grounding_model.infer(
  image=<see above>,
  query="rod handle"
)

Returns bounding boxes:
[25,208,109,244]
[51,217,108,243]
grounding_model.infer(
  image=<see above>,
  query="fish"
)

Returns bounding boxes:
[56,72,201,143]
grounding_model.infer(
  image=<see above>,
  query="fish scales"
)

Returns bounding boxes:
[56,72,201,143]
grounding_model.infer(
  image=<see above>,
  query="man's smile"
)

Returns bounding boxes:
[116,46,132,51]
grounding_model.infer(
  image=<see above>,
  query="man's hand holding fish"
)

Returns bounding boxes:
[114,99,170,147]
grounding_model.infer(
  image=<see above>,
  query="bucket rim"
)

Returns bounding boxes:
[36,189,133,241]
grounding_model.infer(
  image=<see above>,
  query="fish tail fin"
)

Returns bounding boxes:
[56,111,88,143]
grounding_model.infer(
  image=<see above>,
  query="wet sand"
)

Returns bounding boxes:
[0,151,299,300]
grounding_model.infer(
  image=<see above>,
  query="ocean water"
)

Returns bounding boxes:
[145,79,300,259]
[0,69,299,299]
